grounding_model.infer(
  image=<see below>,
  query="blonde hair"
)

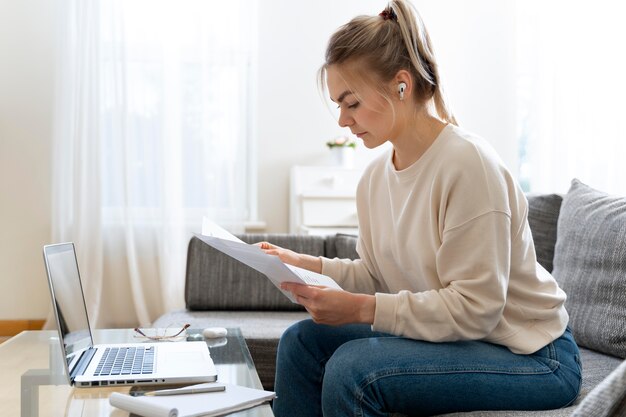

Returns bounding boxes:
[319,0,457,125]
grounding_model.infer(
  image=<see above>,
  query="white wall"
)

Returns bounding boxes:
[256,0,386,232]
[0,0,518,320]
[0,0,56,320]
[420,0,517,168]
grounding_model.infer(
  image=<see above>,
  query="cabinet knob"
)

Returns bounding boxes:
[322,175,344,188]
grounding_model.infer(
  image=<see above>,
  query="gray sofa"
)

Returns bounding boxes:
[154,179,626,416]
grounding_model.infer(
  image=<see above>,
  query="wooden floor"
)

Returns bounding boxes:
[0,337,9,344]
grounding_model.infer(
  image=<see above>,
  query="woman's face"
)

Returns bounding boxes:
[326,65,399,149]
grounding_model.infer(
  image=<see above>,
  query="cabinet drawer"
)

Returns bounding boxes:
[301,197,358,227]
[294,167,361,196]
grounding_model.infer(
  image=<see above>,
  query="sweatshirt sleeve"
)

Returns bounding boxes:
[372,210,512,342]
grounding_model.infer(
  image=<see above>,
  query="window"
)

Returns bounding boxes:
[100,0,257,226]
[516,0,626,195]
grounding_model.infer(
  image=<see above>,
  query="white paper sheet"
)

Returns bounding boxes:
[202,218,245,243]
[198,217,342,303]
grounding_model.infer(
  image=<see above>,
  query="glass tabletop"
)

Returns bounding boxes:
[0,328,274,417]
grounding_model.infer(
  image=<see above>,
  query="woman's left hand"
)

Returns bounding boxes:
[281,282,376,326]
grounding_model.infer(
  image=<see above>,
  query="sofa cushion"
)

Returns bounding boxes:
[571,358,626,417]
[552,179,626,358]
[334,233,360,260]
[577,348,623,403]
[324,235,338,260]
[436,407,573,416]
[185,234,325,311]
[526,193,563,272]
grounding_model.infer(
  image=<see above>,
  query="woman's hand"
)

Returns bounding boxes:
[281,282,376,326]
[256,241,322,273]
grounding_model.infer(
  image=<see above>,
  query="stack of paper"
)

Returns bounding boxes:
[109,383,276,417]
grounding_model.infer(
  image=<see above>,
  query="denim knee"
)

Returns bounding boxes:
[278,319,315,354]
[278,320,300,348]
[324,341,359,388]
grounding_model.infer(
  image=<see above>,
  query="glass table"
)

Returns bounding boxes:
[0,328,274,417]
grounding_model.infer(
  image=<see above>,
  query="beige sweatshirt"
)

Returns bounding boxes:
[321,124,568,354]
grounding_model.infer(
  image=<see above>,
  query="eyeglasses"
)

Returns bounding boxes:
[133,323,190,341]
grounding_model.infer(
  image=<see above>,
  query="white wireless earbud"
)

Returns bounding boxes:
[398,82,407,100]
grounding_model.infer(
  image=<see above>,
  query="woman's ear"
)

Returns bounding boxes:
[393,70,412,101]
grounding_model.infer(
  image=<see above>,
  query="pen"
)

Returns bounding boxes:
[145,384,226,396]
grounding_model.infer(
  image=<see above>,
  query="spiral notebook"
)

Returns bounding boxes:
[109,383,276,417]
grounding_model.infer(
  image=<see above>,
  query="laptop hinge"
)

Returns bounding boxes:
[70,347,97,381]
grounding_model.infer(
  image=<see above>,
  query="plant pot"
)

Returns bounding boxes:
[329,147,355,168]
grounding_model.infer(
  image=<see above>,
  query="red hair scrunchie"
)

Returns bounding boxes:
[379,9,398,21]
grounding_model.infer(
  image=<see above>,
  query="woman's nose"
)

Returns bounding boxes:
[338,110,353,128]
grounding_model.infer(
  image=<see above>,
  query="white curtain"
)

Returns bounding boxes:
[53,0,256,328]
[52,0,105,327]
[516,1,626,195]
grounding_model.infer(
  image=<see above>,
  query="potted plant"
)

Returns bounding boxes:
[326,136,357,167]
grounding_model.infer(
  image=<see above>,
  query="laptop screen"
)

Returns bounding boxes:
[43,243,93,360]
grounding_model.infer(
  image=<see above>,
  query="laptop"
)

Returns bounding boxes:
[43,242,218,388]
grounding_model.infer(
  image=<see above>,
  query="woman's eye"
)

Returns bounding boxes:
[336,102,360,110]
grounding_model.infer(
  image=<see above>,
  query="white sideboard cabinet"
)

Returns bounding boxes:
[289,165,362,235]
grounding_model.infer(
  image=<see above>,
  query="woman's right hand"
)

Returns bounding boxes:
[255,242,323,274]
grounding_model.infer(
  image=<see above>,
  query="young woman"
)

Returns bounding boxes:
[260,1,582,415]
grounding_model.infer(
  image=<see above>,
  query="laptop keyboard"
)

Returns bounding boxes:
[94,346,155,376]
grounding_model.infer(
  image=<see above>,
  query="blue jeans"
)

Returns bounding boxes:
[273,320,581,417]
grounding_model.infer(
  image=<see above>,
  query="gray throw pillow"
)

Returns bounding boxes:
[552,179,626,358]
[526,193,563,272]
